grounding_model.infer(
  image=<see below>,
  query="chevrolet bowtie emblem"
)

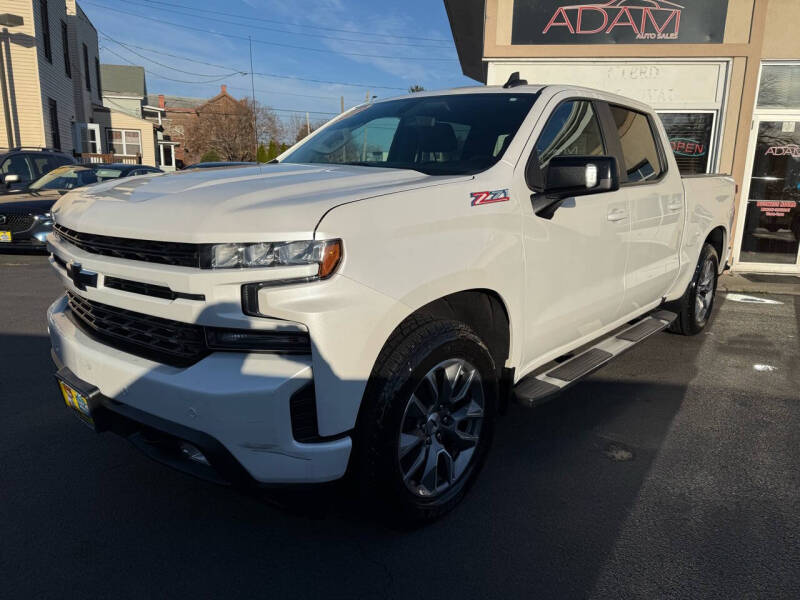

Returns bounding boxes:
[66,261,97,291]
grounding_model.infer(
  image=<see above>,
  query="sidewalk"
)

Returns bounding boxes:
[718,272,800,296]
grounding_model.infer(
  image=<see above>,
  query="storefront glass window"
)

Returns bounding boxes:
[757,65,800,109]
[658,113,714,174]
[740,120,800,264]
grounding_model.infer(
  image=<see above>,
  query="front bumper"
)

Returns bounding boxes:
[0,220,51,250]
[48,295,352,485]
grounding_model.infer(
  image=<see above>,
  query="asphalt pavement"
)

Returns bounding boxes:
[2,253,799,599]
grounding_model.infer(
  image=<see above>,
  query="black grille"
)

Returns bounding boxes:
[0,212,35,233]
[66,292,208,367]
[55,224,200,268]
[290,383,320,443]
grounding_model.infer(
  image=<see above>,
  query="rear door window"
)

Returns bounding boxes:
[31,155,51,177]
[49,154,74,169]
[609,106,664,183]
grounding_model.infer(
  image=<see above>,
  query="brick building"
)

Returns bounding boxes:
[147,84,249,167]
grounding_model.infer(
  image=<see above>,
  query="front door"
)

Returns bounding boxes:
[517,96,630,371]
[734,116,800,272]
[72,123,101,155]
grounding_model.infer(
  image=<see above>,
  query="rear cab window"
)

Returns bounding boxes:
[609,105,665,183]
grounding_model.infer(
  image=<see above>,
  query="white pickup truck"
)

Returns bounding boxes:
[47,80,735,523]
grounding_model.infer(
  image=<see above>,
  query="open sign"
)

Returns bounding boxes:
[670,138,707,157]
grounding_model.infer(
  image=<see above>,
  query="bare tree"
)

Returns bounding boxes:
[288,113,329,143]
[185,96,255,161]
[255,103,285,147]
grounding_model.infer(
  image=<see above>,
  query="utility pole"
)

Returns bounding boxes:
[306,112,310,137]
[366,90,370,103]
[340,96,344,114]
[249,36,257,159]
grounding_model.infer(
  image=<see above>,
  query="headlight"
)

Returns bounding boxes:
[202,239,342,277]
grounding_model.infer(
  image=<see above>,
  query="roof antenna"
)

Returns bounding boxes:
[503,71,527,89]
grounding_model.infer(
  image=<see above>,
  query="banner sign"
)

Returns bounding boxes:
[512,0,729,45]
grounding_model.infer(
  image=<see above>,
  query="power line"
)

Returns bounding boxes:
[101,34,246,78]
[99,37,370,102]
[82,1,458,62]
[101,45,341,116]
[134,0,453,43]
[107,0,453,49]
[97,36,408,91]
[101,45,241,84]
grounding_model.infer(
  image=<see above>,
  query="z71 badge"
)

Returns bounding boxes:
[470,189,510,206]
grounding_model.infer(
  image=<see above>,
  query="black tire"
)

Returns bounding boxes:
[354,315,497,526]
[668,243,719,336]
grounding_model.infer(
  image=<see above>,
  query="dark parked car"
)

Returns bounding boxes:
[0,147,76,193]
[0,163,162,250]
[182,161,257,170]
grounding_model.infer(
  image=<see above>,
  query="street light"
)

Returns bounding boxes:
[0,12,23,147]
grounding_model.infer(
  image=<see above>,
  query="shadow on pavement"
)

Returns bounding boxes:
[1,310,706,599]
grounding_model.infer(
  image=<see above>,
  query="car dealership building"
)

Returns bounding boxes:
[444,0,800,274]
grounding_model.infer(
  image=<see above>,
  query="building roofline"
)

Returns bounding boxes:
[443,0,487,83]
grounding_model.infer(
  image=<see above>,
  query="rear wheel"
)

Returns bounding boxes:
[355,316,496,525]
[669,243,719,335]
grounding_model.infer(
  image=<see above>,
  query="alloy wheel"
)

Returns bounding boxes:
[695,257,716,324]
[397,358,485,498]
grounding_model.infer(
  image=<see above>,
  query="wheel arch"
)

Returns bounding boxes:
[412,289,512,370]
[704,225,727,269]
[358,288,513,422]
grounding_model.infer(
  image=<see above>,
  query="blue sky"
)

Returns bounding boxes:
[82,0,476,120]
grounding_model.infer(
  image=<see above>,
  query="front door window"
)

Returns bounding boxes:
[739,120,800,265]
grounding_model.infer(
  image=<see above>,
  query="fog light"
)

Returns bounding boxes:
[180,442,209,466]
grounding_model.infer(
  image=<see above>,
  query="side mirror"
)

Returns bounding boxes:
[529,155,619,219]
[2,173,20,184]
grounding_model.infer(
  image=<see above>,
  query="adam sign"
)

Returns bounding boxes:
[512,0,729,45]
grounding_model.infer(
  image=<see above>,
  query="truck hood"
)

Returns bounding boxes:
[52,163,470,242]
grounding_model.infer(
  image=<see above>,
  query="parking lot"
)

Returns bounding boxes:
[2,253,799,599]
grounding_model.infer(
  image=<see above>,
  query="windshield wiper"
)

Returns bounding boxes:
[339,161,429,175]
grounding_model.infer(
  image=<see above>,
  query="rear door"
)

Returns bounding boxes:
[603,103,684,316]
[517,95,630,369]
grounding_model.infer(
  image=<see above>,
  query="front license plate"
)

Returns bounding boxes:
[58,380,97,430]
[0,231,11,242]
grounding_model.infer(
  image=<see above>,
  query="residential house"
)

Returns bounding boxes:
[0,0,101,154]
[147,84,248,167]
[100,63,177,170]
[0,1,167,168]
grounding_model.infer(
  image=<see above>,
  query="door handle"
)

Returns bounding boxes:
[607,208,628,222]
[667,201,683,211]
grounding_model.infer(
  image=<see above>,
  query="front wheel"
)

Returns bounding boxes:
[355,317,497,525]
[669,243,719,335]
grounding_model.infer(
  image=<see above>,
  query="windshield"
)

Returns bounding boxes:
[95,168,124,181]
[281,93,539,175]
[29,166,98,191]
